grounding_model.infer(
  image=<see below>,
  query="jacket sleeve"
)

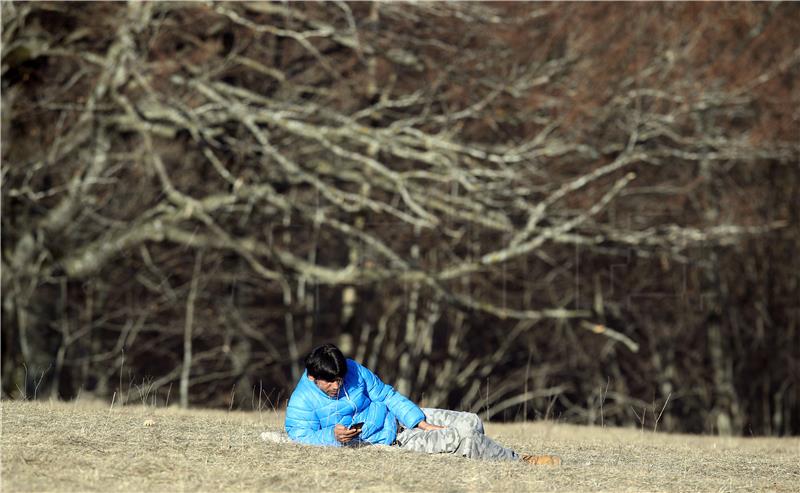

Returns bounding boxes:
[356,361,425,429]
[285,393,340,447]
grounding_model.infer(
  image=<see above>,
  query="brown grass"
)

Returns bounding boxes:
[2,399,798,492]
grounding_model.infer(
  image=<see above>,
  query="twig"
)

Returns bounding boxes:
[20,364,29,400]
[600,376,610,428]
[228,384,236,412]
[485,378,490,423]
[631,405,646,433]
[545,394,557,422]
[653,392,672,433]
[33,364,52,400]
[580,321,640,353]
[180,250,203,409]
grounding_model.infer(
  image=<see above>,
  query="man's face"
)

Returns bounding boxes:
[309,376,342,398]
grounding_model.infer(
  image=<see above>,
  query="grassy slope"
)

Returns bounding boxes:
[1,400,798,492]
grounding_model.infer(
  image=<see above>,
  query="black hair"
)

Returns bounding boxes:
[305,343,347,381]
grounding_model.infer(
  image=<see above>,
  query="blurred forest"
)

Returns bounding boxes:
[2,2,798,436]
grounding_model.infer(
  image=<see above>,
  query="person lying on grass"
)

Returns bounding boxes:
[285,343,561,465]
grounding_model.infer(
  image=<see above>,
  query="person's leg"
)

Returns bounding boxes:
[395,426,519,461]
[420,408,484,435]
[453,430,519,461]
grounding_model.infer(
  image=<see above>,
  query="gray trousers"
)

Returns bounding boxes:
[395,408,519,461]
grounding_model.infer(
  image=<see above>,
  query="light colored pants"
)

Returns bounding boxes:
[395,408,519,461]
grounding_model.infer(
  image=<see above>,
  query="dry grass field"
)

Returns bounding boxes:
[2,399,798,492]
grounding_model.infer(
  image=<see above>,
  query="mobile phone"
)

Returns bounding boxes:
[349,422,364,431]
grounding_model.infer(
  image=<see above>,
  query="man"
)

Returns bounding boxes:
[284,343,561,465]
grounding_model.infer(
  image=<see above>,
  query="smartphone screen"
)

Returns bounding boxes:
[349,422,364,431]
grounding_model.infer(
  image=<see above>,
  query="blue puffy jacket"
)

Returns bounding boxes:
[284,359,425,446]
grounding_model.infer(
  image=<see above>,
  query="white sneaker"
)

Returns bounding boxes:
[259,431,290,443]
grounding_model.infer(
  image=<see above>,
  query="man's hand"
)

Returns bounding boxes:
[334,424,361,443]
[416,420,445,431]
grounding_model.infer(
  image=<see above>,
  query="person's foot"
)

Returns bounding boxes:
[521,454,562,465]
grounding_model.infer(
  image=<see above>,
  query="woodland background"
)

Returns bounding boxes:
[2,1,798,436]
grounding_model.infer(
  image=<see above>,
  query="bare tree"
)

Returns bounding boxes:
[2,2,798,434]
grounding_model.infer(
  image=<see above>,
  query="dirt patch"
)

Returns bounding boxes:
[2,400,798,492]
